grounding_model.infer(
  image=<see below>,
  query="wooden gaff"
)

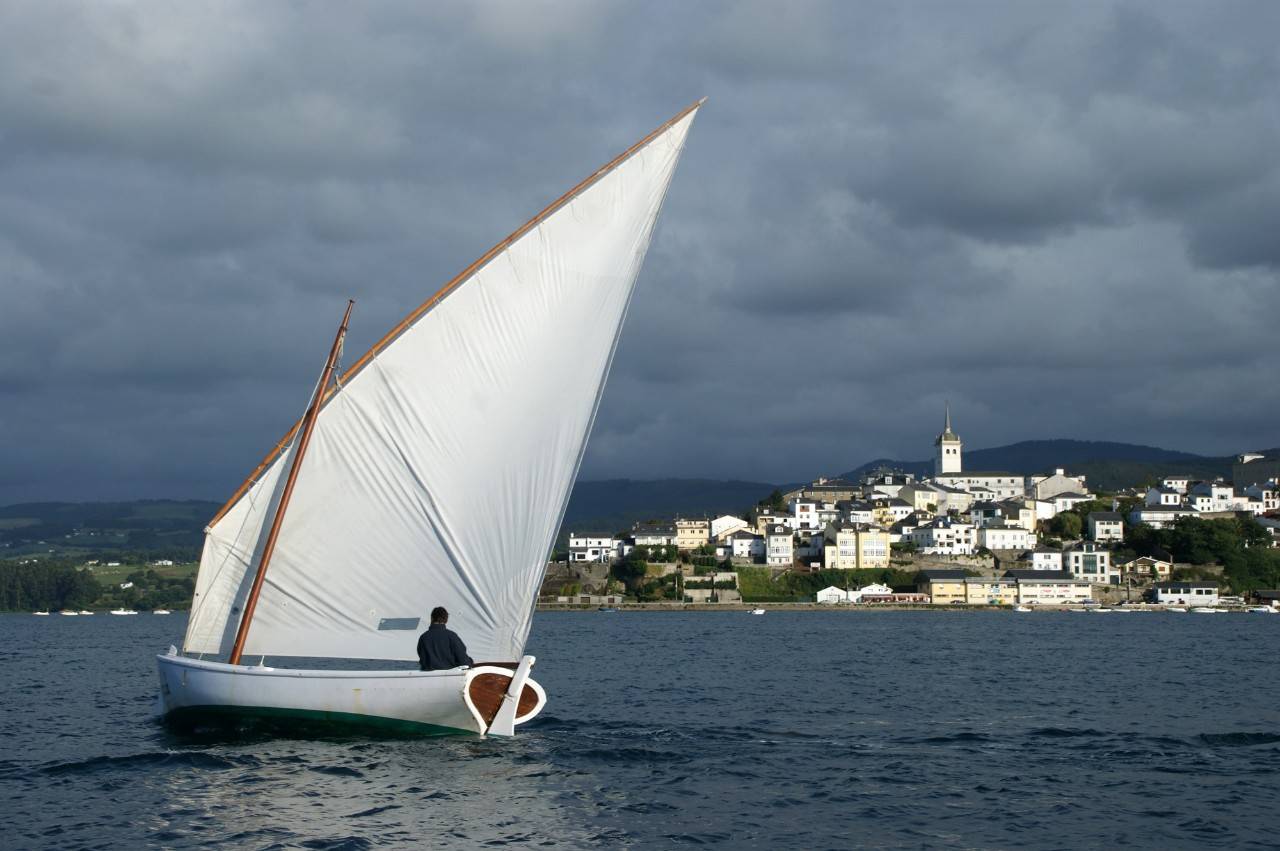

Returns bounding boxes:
[228,300,354,666]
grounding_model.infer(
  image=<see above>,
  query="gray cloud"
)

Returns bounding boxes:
[1,0,1278,504]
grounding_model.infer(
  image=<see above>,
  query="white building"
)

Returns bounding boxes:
[1005,570,1094,605]
[908,518,974,555]
[1029,547,1064,571]
[1145,487,1183,507]
[1244,484,1279,513]
[1189,481,1234,512]
[839,500,876,525]
[935,472,1026,501]
[1160,475,1191,493]
[766,524,793,566]
[728,530,765,560]
[1050,492,1095,514]
[1128,506,1195,530]
[632,524,676,547]
[1087,512,1124,542]
[710,515,750,541]
[1027,468,1089,501]
[790,498,820,530]
[568,534,619,563]
[1065,540,1117,585]
[976,523,1036,552]
[816,585,851,604]
[1153,582,1219,607]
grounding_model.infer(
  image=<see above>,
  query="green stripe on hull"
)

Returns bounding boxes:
[163,705,476,738]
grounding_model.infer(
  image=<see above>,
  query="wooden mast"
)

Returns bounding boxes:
[228,299,354,666]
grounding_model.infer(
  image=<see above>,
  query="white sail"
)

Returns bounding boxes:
[184,103,701,663]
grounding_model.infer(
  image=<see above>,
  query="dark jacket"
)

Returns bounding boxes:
[416,623,473,671]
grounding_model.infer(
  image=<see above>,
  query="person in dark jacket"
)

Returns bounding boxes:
[416,607,474,671]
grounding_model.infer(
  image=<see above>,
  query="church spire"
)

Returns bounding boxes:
[934,401,962,475]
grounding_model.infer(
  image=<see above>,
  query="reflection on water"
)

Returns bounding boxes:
[2,611,1279,848]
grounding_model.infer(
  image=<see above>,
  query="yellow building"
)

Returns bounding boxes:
[822,522,891,570]
[964,577,1018,605]
[674,517,711,551]
[917,569,968,604]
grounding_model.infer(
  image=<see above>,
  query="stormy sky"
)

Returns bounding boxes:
[2,1,1278,504]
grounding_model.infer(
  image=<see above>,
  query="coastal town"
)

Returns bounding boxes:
[550,408,1280,612]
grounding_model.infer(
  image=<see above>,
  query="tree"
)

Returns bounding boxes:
[609,555,648,590]
[760,489,786,512]
[1048,512,1082,540]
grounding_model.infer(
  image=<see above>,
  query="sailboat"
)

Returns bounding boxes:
[156,100,704,737]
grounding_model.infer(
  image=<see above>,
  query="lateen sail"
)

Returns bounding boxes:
[184,103,701,662]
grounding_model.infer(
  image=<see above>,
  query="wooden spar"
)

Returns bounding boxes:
[227,300,355,666]
[205,97,707,530]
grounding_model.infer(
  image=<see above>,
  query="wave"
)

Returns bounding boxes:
[1199,732,1280,748]
[41,750,255,775]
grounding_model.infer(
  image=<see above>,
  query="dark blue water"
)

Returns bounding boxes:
[2,611,1279,849]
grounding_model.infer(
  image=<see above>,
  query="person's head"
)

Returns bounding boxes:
[431,606,448,625]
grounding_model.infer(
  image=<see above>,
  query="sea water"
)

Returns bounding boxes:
[1,610,1278,849]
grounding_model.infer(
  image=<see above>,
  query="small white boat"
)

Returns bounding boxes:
[79,610,94,616]
[1090,607,1112,613]
[748,608,766,615]
[33,611,49,616]
[59,610,79,616]
[152,609,172,615]
[1013,605,1031,612]
[110,609,138,616]
[1191,607,1223,614]
[1247,606,1275,613]
[1166,607,1187,613]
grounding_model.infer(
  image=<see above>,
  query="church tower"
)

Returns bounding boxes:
[934,402,962,477]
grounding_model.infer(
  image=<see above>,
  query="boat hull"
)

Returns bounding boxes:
[156,652,545,737]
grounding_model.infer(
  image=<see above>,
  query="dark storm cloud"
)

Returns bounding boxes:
[1,0,1278,504]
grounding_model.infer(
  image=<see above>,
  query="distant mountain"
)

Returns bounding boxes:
[0,483,782,560]
[0,441,1248,561]
[839,439,1233,492]
[0,500,220,559]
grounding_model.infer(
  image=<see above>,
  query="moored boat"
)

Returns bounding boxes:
[110,609,138,615]
[155,100,704,738]
[1013,605,1031,612]
[33,611,49,616]
[59,610,78,616]
[152,609,172,615]
[749,608,766,615]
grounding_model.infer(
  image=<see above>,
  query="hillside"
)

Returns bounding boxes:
[0,440,1246,562]
[0,500,219,560]
[0,482,779,561]
[840,440,1233,492]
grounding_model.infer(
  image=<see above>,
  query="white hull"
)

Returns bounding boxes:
[156,652,545,737]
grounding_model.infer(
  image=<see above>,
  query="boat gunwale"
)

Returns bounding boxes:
[157,653,478,680]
